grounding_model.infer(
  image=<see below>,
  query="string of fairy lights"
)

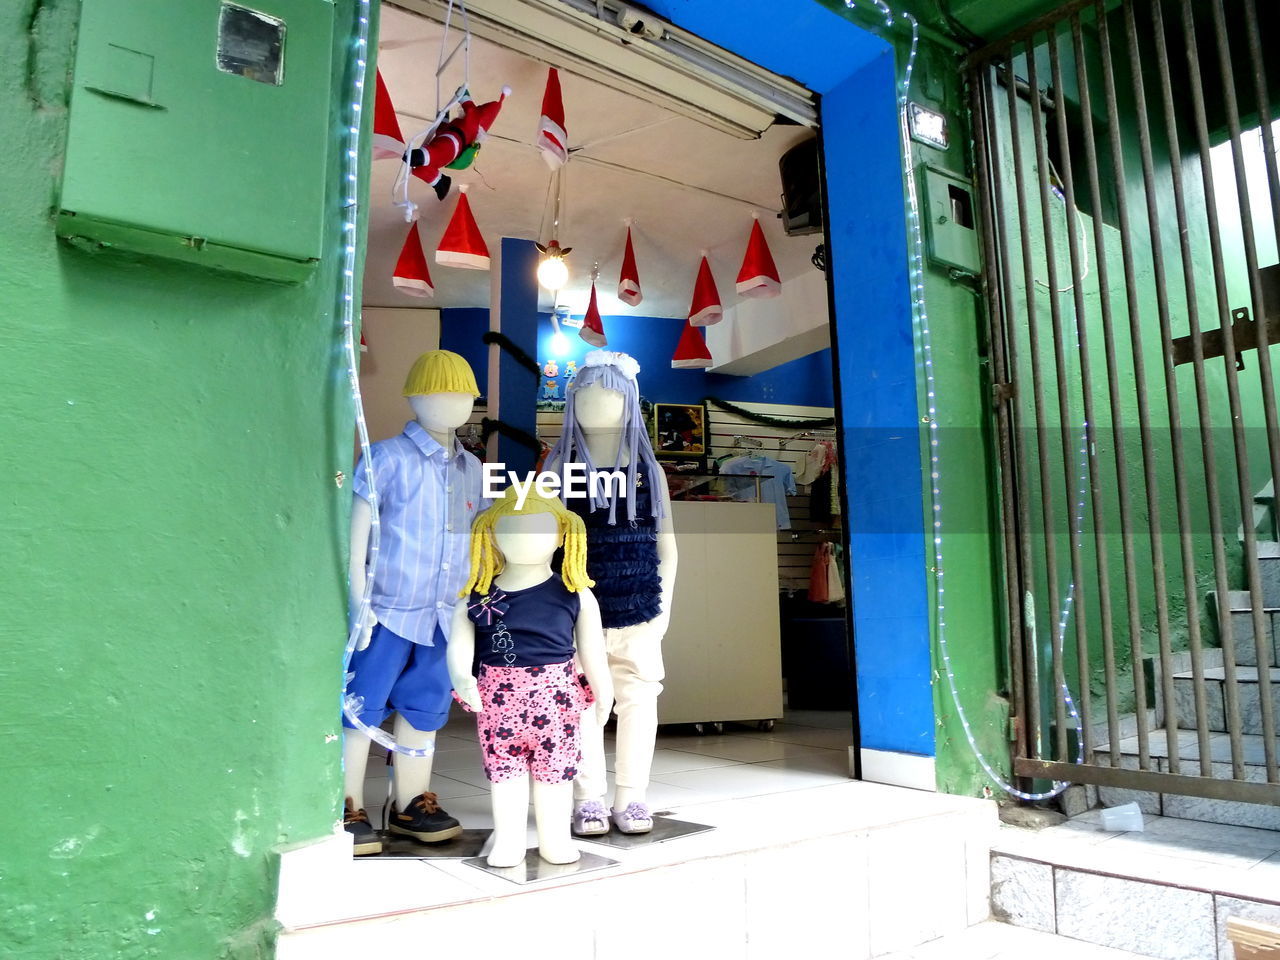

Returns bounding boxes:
[853,0,1085,799]
[338,0,434,758]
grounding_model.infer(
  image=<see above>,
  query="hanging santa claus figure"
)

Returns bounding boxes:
[405,85,511,200]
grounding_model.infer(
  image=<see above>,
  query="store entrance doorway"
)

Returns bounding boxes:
[352,0,924,833]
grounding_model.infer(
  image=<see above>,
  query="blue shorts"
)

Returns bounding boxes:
[343,624,452,732]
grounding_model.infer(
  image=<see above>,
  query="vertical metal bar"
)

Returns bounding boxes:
[1241,0,1280,259]
[1096,0,1178,773]
[1180,0,1256,780]
[1072,5,1150,770]
[972,66,1031,773]
[1207,0,1280,783]
[1119,0,1206,775]
[1151,0,1235,778]
[1005,42,1060,760]
[1026,38,1083,763]
[1049,23,1109,765]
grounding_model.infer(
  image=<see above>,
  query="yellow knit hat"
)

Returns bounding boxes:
[402,350,480,398]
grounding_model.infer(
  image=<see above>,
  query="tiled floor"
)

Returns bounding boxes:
[361,706,856,835]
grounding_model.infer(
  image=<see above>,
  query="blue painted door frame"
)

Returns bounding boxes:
[641,1,936,760]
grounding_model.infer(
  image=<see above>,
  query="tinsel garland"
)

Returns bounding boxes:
[482,331,540,377]
[481,417,541,454]
[703,396,836,430]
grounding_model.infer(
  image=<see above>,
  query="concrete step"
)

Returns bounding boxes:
[1173,666,1280,736]
[274,782,996,960]
[1206,592,1279,668]
[992,812,1280,960]
[1256,542,1280,610]
[878,920,1163,959]
[1096,729,1280,830]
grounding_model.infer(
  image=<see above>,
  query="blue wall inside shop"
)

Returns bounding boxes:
[440,307,835,409]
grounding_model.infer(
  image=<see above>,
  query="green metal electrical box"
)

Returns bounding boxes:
[921,165,981,275]
[57,0,335,282]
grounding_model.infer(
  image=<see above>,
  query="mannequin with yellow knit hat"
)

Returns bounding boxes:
[342,349,485,856]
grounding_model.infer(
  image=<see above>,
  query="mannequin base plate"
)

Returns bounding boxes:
[579,815,714,850]
[462,848,619,885]
[376,829,492,859]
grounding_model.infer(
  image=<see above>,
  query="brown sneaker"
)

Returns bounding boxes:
[343,799,383,856]
[388,791,463,843]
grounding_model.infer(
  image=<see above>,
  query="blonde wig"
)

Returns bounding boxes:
[462,487,594,597]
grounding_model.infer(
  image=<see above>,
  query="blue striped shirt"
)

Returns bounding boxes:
[353,421,485,646]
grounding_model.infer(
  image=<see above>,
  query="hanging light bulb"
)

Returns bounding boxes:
[536,239,571,291]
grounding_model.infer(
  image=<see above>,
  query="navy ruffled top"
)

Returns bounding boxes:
[566,465,663,629]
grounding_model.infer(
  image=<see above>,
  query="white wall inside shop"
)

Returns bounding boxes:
[359,307,441,442]
[705,269,830,376]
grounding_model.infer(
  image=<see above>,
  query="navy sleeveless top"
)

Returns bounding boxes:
[566,465,663,629]
[471,576,580,667]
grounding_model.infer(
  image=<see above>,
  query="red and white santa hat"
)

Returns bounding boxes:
[393,222,434,297]
[435,185,490,270]
[617,220,643,307]
[536,68,569,169]
[736,213,781,298]
[360,330,369,353]
[579,279,607,347]
[373,70,406,160]
[672,319,713,369]
[688,252,723,326]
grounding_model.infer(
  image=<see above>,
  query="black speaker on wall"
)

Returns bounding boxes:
[779,137,823,237]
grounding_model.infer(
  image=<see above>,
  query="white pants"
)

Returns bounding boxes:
[574,619,666,802]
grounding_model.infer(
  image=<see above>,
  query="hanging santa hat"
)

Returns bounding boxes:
[617,220,643,307]
[736,213,781,298]
[672,319,713,369]
[579,278,607,348]
[536,68,569,169]
[687,252,723,326]
[360,331,369,353]
[393,222,434,297]
[373,70,407,160]
[435,185,490,270]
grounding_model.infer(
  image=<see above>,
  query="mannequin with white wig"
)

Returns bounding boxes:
[545,350,677,835]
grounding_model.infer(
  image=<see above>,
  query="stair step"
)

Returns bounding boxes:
[992,813,1280,959]
[1172,668,1280,736]
[882,921,1163,960]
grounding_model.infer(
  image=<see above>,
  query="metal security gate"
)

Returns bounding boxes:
[968,0,1280,803]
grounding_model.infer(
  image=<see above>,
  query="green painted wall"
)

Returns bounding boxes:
[0,1,368,957]
[825,0,1014,796]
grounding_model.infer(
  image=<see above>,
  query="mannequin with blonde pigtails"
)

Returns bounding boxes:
[447,488,613,867]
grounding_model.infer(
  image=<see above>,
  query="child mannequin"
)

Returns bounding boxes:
[343,350,484,856]
[447,489,614,867]
[544,350,677,836]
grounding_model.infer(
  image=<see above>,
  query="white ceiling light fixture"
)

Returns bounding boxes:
[399,0,817,139]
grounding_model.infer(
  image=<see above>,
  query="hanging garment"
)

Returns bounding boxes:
[829,456,842,517]
[793,441,832,485]
[810,468,833,525]
[809,543,831,603]
[826,543,845,605]
[720,454,797,529]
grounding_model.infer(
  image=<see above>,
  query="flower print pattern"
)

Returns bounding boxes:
[453,660,594,783]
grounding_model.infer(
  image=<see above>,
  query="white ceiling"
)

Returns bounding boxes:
[364,5,822,319]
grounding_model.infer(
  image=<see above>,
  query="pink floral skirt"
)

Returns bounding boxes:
[460,660,594,784]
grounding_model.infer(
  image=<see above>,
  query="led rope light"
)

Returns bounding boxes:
[339,0,433,758]
[851,0,1084,799]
